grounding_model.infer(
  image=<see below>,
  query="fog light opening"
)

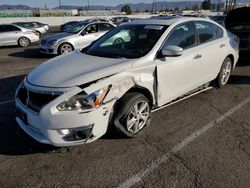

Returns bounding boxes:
[59,125,93,142]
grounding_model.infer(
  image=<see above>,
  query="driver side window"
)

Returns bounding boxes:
[84,24,97,33]
[163,22,196,49]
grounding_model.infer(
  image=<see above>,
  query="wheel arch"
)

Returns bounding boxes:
[227,54,235,68]
[57,41,75,54]
[120,85,154,108]
[18,36,31,46]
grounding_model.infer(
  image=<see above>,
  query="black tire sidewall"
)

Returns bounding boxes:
[217,57,232,88]
[18,37,30,47]
[58,43,73,55]
[113,92,151,138]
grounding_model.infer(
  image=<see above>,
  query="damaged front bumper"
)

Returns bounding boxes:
[15,81,115,147]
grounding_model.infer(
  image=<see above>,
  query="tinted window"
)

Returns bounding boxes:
[164,22,196,49]
[195,22,217,44]
[66,22,87,34]
[0,25,21,32]
[98,23,114,32]
[0,25,3,33]
[85,24,167,59]
[84,24,97,33]
[214,25,223,38]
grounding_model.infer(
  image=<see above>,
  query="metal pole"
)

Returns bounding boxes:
[87,0,90,12]
[59,0,62,9]
[152,0,155,14]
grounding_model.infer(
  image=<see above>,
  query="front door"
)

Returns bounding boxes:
[155,22,206,106]
[76,24,99,49]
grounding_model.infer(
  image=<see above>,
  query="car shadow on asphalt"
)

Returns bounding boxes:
[237,52,250,66]
[8,47,54,59]
[229,75,250,85]
[0,75,60,156]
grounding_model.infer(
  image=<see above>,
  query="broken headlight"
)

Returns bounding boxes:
[57,86,110,111]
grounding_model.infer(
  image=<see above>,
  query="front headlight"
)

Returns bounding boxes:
[56,86,110,111]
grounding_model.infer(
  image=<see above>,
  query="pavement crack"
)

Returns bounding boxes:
[138,137,166,155]
[226,116,250,133]
[172,153,203,188]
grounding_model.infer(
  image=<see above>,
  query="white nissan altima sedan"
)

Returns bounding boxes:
[15,17,239,147]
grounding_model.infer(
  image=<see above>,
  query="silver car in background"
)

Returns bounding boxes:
[0,24,40,47]
[12,22,48,37]
[40,21,116,55]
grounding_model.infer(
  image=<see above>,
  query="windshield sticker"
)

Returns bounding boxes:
[144,25,164,30]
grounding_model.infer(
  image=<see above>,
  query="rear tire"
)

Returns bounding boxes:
[214,57,232,88]
[18,37,31,47]
[112,92,151,138]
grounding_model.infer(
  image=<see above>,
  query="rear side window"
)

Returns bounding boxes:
[164,22,196,49]
[0,25,21,32]
[195,22,217,44]
[215,25,223,38]
[98,23,114,32]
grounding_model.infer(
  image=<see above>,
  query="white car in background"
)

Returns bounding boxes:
[0,24,39,47]
[16,17,239,147]
[40,21,116,55]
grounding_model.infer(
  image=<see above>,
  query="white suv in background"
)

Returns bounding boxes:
[16,17,239,147]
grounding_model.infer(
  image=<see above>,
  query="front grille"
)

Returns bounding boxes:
[17,85,60,113]
[41,39,46,45]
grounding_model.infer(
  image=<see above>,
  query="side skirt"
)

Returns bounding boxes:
[152,83,213,113]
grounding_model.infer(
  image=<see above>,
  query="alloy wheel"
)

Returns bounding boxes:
[126,100,150,134]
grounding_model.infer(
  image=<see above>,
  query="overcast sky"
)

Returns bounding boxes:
[0,0,202,8]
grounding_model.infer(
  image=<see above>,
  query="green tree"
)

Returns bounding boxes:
[201,0,211,10]
[121,5,132,15]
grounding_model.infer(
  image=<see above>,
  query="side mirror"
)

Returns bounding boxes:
[161,45,183,57]
[81,31,88,36]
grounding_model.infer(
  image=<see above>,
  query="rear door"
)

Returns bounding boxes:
[194,21,227,81]
[0,25,22,45]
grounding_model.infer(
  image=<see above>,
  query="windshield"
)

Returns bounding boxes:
[84,24,167,59]
[66,22,87,34]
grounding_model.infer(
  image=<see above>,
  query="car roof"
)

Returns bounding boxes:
[126,17,210,26]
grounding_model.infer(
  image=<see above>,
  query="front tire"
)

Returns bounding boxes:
[113,38,124,45]
[113,92,151,137]
[58,43,74,55]
[18,37,31,47]
[215,57,232,88]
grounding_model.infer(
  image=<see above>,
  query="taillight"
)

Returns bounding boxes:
[32,30,38,36]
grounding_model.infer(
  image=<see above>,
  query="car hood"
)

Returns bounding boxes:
[42,32,74,41]
[27,51,133,88]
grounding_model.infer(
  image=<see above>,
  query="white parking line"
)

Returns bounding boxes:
[0,99,14,106]
[117,96,250,188]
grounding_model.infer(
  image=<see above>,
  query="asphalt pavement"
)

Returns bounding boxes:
[0,45,249,188]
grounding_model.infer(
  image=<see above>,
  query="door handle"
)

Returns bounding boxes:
[220,44,225,48]
[194,54,202,59]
